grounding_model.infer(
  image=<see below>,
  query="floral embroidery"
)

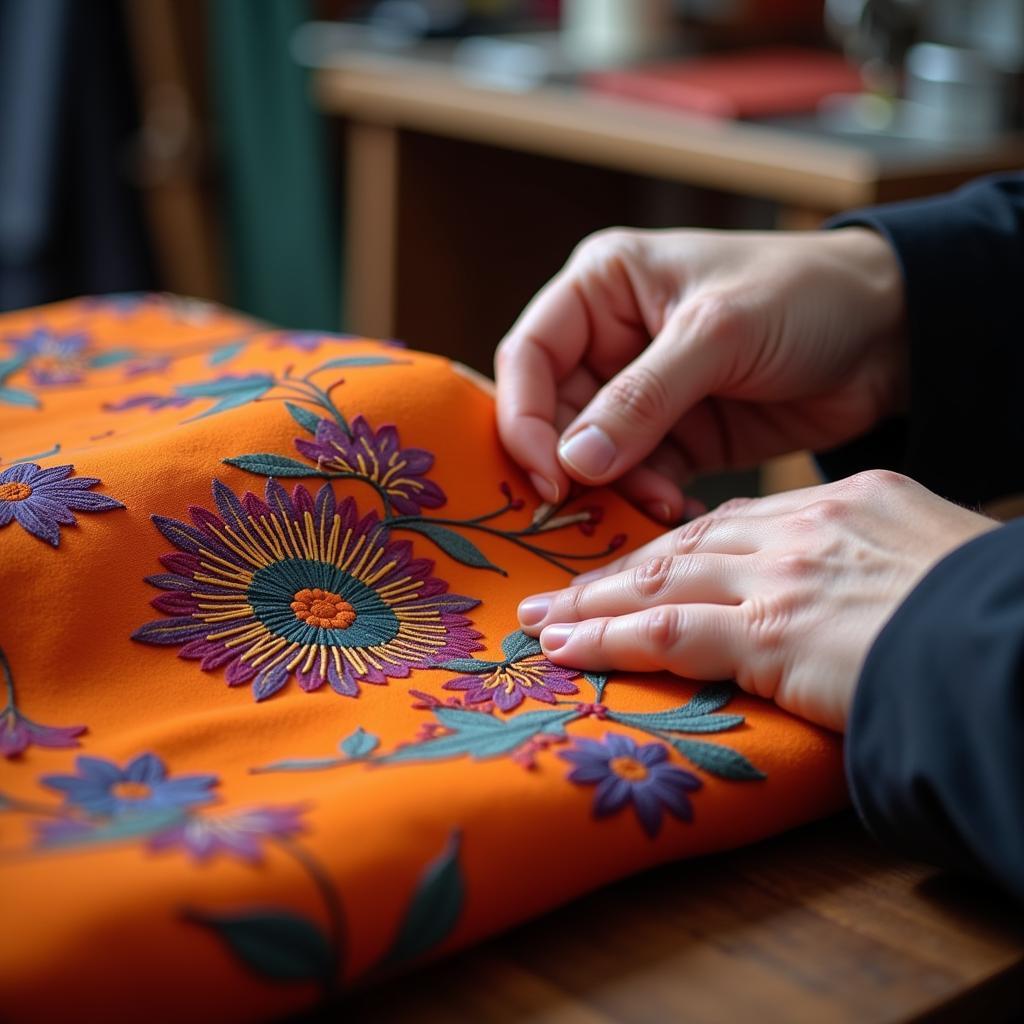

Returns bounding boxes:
[41,753,217,816]
[10,329,91,385]
[0,645,85,758]
[559,733,701,837]
[295,415,446,515]
[439,630,581,712]
[148,805,308,863]
[0,462,123,546]
[132,479,482,701]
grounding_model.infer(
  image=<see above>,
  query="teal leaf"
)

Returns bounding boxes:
[312,356,397,373]
[186,908,335,983]
[6,443,60,465]
[208,341,246,366]
[583,671,608,702]
[0,356,26,383]
[41,808,186,848]
[223,453,319,478]
[500,630,542,663]
[177,373,275,421]
[384,707,580,763]
[680,681,738,717]
[340,726,379,759]
[608,709,745,734]
[88,347,136,367]
[671,739,766,781]
[433,657,502,674]
[382,831,464,966]
[285,401,323,434]
[399,522,506,575]
[250,757,344,774]
[0,386,40,409]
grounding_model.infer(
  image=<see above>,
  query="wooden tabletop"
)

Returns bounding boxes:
[313,47,1024,212]
[339,814,1024,1023]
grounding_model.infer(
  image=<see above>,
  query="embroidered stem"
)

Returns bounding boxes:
[275,377,350,434]
[276,838,347,994]
[0,646,15,713]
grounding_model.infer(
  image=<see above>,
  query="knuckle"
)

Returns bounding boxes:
[711,497,752,517]
[602,365,671,428]
[792,498,846,530]
[846,468,913,493]
[774,553,816,580]
[673,515,713,555]
[641,607,680,653]
[571,226,638,265]
[743,597,788,655]
[687,291,749,341]
[633,556,674,600]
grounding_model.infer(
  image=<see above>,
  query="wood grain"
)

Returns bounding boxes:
[334,815,1024,1023]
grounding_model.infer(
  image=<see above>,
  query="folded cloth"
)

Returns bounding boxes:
[0,295,846,1021]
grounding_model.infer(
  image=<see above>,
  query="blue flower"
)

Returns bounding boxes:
[559,732,702,837]
[0,462,123,546]
[41,753,217,817]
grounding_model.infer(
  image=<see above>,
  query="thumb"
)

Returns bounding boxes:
[556,300,727,485]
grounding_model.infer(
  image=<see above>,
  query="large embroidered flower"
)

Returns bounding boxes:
[133,479,482,700]
[10,328,90,385]
[148,804,307,863]
[0,462,124,546]
[41,753,217,817]
[443,653,580,712]
[560,733,702,837]
[295,416,445,515]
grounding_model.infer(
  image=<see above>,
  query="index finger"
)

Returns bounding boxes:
[494,270,591,503]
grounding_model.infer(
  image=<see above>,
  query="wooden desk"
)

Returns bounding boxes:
[339,815,1024,1023]
[313,50,1024,350]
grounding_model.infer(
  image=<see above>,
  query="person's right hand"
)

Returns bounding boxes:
[494,226,908,522]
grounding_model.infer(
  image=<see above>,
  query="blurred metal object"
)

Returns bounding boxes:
[561,0,677,69]
[825,0,920,93]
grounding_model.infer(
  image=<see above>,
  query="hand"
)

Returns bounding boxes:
[517,472,998,732]
[495,226,908,522]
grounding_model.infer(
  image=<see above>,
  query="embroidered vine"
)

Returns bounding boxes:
[0,646,86,758]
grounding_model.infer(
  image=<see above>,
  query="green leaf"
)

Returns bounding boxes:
[208,341,246,366]
[250,756,345,774]
[186,908,335,983]
[583,671,608,702]
[382,831,464,966]
[383,707,580,763]
[41,808,186,847]
[0,386,40,408]
[432,657,502,674]
[399,522,507,575]
[340,726,379,759]
[500,630,542,663]
[680,681,738,717]
[312,356,396,372]
[178,373,275,422]
[609,709,745,734]
[285,401,323,434]
[223,453,319,477]
[671,739,766,781]
[88,347,136,368]
[0,356,26,383]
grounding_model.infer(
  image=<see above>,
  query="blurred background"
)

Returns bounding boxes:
[2,0,1022,492]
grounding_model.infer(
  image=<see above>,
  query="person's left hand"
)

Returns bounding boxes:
[518,471,998,732]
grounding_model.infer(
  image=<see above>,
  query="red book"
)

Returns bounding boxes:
[586,47,864,120]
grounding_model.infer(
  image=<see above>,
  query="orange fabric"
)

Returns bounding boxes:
[0,295,846,1021]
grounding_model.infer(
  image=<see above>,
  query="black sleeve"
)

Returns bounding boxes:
[817,172,1024,508]
[847,520,1024,903]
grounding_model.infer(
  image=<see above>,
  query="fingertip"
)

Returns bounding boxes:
[540,623,575,655]
[528,471,562,505]
[557,424,617,483]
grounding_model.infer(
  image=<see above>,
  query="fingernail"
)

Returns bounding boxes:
[542,623,574,652]
[518,596,551,627]
[528,472,560,504]
[644,500,673,523]
[558,425,616,479]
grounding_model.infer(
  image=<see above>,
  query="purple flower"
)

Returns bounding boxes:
[295,416,446,515]
[133,479,482,700]
[103,392,192,411]
[560,733,702,837]
[0,706,85,758]
[269,330,358,352]
[0,462,124,546]
[148,804,308,863]
[41,753,218,817]
[10,328,90,385]
[443,653,580,712]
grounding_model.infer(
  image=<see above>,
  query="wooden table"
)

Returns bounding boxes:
[339,814,1024,1023]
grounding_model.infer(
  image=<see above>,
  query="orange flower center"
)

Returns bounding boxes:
[0,482,32,502]
[111,781,151,801]
[291,587,357,629]
[609,756,649,782]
